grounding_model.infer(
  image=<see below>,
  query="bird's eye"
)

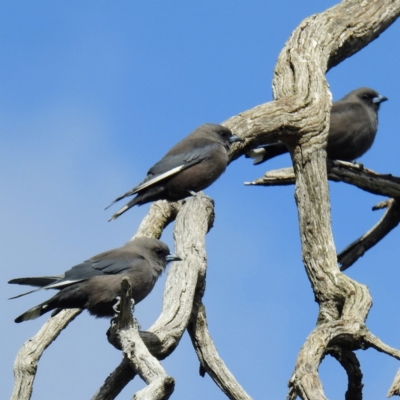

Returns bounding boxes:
[362,94,371,100]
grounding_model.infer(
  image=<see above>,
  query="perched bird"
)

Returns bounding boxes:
[246,87,388,165]
[9,237,181,323]
[106,123,242,220]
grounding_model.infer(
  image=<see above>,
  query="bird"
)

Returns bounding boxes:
[9,237,181,323]
[106,123,242,220]
[246,87,388,165]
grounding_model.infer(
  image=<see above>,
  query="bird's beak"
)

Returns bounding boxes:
[229,135,244,143]
[165,254,182,262]
[373,95,388,104]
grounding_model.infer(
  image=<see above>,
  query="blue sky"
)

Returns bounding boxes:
[2,2,400,399]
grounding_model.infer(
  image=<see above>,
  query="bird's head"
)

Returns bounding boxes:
[205,124,244,149]
[353,87,388,111]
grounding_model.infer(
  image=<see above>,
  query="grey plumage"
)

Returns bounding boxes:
[246,88,388,165]
[106,123,242,220]
[9,237,181,323]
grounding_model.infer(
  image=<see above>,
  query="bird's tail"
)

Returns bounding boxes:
[9,288,43,300]
[109,196,141,221]
[246,143,288,165]
[14,300,52,323]
[8,276,62,299]
[105,188,137,210]
[9,276,61,287]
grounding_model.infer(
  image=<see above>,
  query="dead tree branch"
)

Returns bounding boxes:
[188,302,252,400]
[221,1,400,398]
[245,160,400,199]
[327,347,363,400]
[245,162,400,271]
[388,369,400,397]
[107,278,175,400]
[338,198,400,270]
[11,309,82,400]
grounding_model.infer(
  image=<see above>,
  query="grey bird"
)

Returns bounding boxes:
[106,123,242,220]
[246,88,388,165]
[9,237,181,323]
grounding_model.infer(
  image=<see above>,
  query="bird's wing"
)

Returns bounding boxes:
[135,144,220,191]
[106,142,218,207]
[9,287,52,300]
[91,256,145,275]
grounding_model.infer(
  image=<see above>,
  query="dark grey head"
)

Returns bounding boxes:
[129,237,181,273]
[345,87,388,112]
[197,123,243,149]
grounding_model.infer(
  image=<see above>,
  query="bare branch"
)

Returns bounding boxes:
[142,193,215,357]
[188,302,252,400]
[246,163,400,271]
[245,160,400,199]
[339,198,400,270]
[11,309,82,400]
[363,332,400,360]
[91,357,136,400]
[327,348,363,400]
[131,200,183,241]
[388,369,400,397]
[106,278,174,400]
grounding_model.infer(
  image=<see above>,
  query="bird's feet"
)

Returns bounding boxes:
[113,296,121,314]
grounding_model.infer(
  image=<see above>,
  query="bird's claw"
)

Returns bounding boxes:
[113,296,121,314]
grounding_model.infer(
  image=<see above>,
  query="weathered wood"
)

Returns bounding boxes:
[327,347,363,400]
[106,279,174,400]
[339,198,400,270]
[131,200,182,241]
[91,357,136,400]
[143,193,214,356]
[388,369,400,397]
[188,303,253,400]
[245,160,400,199]
[11,309,82,400]
[246,163,400,272]
[223,1,400,398]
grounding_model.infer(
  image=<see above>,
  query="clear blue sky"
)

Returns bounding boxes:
[2,2,400,399]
